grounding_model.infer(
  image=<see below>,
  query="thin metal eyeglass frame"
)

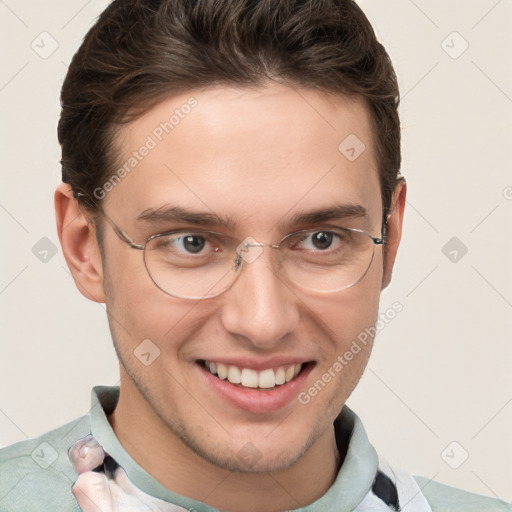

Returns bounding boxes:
[97,208,385,299]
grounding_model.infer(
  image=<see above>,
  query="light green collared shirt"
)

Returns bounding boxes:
[0,386,509,511]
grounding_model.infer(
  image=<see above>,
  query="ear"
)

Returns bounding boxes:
[55,183,106,303]
[381,178,407,290]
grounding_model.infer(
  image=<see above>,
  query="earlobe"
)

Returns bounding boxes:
[381,178,407,290]
[55,183,106,303]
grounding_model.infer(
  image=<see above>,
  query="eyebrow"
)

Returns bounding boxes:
[137,206,238,231]
[136,203,368,231]
[287,204,368,228]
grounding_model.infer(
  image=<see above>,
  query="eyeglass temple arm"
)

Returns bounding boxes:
[102,214,145,250]
[75,194,144,251]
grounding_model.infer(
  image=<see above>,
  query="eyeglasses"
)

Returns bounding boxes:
[98,211,384,300]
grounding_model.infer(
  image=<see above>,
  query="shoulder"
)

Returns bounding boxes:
[0,415,90,511]
[414,475,512,512]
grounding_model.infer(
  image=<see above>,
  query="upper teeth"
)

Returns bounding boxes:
[205,361,302,389]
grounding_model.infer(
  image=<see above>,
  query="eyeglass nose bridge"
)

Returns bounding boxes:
[234,237,281,269]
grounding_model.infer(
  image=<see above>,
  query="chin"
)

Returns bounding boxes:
[203,443,308,474]
[179,420,321,475]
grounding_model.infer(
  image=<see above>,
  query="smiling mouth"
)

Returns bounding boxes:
[200,360,310,389]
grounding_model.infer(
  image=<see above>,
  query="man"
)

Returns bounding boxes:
[0,0,509,510]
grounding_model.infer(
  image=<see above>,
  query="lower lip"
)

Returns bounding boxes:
[197,363,314,414]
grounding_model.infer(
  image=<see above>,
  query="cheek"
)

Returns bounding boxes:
[103,246,220,371]
[306,292,380,413]
[302,251,383,403]
[310,249,383,342]
[102,246,187,345]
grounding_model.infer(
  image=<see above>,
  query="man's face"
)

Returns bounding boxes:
[98,83,392,472]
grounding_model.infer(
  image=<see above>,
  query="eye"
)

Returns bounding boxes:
[155,233,216,256]
[179,234,206,254]
[296,231,341,251]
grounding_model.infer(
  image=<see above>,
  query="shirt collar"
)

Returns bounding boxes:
[90,385,378,512]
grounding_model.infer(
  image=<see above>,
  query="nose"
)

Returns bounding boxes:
[219,247,300,350]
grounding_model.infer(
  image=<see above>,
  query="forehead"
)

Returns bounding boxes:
[106,82,382,234]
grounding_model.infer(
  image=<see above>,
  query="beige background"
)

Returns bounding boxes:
[1,0,511,502]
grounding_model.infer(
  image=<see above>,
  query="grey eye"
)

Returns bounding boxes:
[181,235,206,253]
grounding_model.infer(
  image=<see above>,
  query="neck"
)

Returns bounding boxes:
[108,371,344,512]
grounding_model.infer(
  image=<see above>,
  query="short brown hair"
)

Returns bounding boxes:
[59,0,401,219]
